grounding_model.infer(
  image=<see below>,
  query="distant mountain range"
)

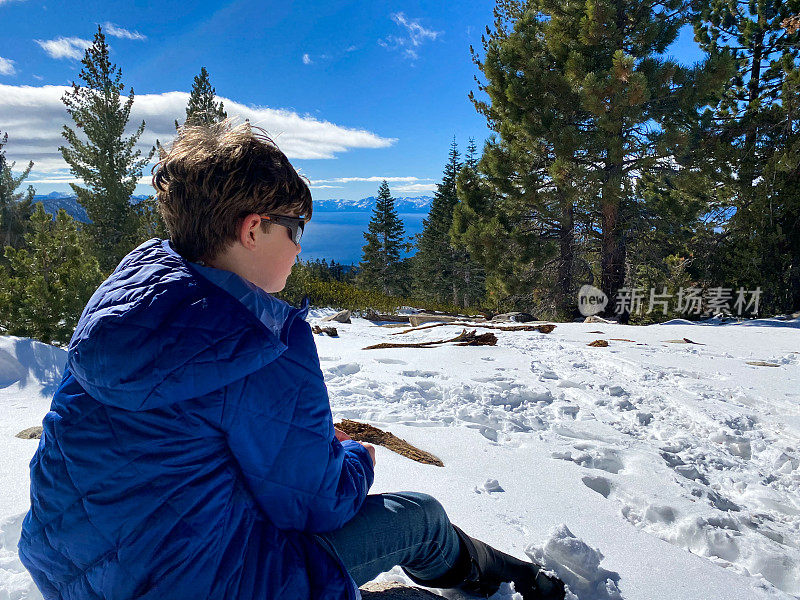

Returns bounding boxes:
[32,192,153,224]
[32,192,433,223]
[313,196,433,213]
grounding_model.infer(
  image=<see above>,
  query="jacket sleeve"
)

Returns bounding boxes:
[220,326,374,533]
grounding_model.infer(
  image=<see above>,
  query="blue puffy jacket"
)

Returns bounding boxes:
[18,238,374,600]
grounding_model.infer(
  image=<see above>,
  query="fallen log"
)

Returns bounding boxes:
[360,582,443,598]
[363,329,497,350]
[392,322,555,335]
[664,338,705,345]
[362,310,411,323]
[335,419,444,466]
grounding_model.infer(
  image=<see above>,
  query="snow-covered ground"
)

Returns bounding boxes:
[1,314,798,599]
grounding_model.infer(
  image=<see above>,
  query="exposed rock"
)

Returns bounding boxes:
[321,310,352,324]
[746,361,781,367]
[491,312,535,323]
[408,314,462,327]
[16,426,43,439]
[584,315,614,324]
[335,419,444,466]
[360,582,441,599]
[588,339,609,347]
[311,325,339,337]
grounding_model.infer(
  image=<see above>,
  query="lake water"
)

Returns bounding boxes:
[299,211,428,265]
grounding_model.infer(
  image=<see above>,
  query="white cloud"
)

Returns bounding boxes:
[394,182,437,193]
[35,37,91,60]
[0,84,396,186]
[0,56,16,76]
[25,175,82,184]
[309,184,344,189]
[380,12,441,60]
[103,22,146,41]
[312,176,434,184]
[302,53,332,65]
[392,12,440,46]
[0,0,27,4]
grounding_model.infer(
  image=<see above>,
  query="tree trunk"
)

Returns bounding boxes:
[740,27,764,204]
[557,196,575,318]
[601,138,627,320]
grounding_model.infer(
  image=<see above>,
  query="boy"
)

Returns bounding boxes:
[19,121,565,600]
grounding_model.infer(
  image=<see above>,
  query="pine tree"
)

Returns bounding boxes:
[133,195,169,240]
[358,181,407,295]
[0,131,34,253]
[412,138,461,303]
[694,0,800,313]
[466,0,723,318]
[0,204,104,345]
[625,169,719,322]
[60,26,154,272]
[465,2,595,317]
[452,138,516,312]
[177,66,228,129]
[552,0,728,316]
[448,139,487,309]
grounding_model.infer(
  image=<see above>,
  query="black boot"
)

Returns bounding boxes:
[404,525,566,600]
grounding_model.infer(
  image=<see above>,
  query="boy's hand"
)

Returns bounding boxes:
[334,428,375,466]
[360,442,376,467]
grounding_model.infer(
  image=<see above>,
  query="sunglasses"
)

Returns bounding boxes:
[260,214,306,245]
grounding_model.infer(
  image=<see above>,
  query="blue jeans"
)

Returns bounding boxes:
[317,492,463,587]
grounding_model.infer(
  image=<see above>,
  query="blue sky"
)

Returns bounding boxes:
[0,0,705,201]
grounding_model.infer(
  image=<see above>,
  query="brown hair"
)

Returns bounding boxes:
[153,119,312,262]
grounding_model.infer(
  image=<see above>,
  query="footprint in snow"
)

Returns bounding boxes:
[557,380,586,389]
[472,375,512,383]
[401,370,441,379]
[559,405,580,419]
[582,475,612,498]
[606,385,627,397]
[325,363,361,377]
[551,447,625,474]
[374,358,407,365]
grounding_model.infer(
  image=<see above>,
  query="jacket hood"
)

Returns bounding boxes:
[67,239,307,411]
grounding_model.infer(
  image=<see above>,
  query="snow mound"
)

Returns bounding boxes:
[0,350,27,388]
[0,337,66,391]
[660,319,696,326]
[527,525,623,600]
